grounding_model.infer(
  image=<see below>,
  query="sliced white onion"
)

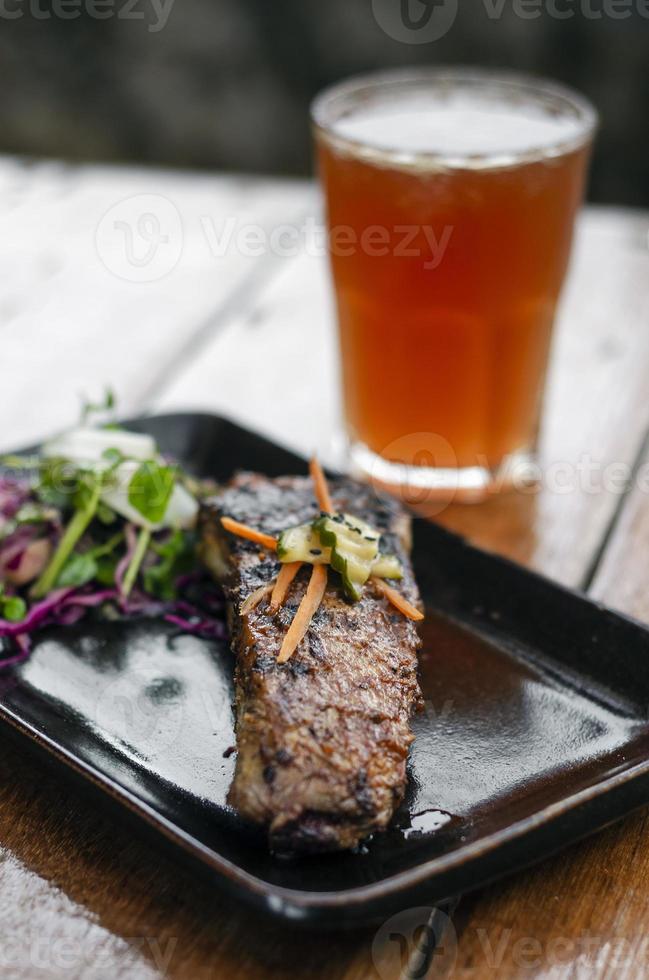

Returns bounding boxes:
[43,427,157,467]
[43,427,198,531]
[163,482,199,530]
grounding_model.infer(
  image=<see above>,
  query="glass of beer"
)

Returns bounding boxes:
[312,69,596,500]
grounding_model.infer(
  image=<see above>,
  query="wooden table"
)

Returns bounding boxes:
[1,155,648,978]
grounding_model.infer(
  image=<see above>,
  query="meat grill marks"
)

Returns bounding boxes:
[200,473,423,852]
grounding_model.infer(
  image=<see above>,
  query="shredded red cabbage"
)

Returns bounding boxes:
[0,576,226,664]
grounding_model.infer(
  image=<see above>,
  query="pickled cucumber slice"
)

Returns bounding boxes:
[277,523,331,565]
[371,553,403,580]
[277,516,403,600]
[314,513,380,600]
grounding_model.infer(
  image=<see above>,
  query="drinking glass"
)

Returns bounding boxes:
[312,69,596,500]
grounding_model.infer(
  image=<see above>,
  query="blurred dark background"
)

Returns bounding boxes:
[1,0,647,205]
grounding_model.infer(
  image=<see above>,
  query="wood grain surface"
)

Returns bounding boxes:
[1,159,649,979]
[0,158,313,450]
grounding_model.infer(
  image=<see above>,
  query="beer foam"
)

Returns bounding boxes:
[331,91,589,163]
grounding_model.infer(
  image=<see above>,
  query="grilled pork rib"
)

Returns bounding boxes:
[200,473,423,852]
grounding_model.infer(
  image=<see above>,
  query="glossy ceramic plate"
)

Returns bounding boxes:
[2,413,649,929]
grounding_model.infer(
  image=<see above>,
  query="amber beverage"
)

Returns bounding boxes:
[312,70,596,495]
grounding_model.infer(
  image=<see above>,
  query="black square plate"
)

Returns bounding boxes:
[2,413,649,929]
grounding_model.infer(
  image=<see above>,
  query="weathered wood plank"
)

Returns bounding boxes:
[156,239,341,459]
[589,455,649,620]
[0,157,312,450]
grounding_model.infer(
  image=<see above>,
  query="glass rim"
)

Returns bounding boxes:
[311,67,598,171]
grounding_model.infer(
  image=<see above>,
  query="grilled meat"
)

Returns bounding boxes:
[200,473,423,852]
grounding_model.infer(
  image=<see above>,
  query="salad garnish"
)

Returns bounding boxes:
[220,457,423,663]
[0,399,225,666]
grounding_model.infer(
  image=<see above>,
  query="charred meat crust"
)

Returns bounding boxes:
[200,473,423,853]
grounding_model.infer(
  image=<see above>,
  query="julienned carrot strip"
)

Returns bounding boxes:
[277,564,328,664]
[240,583,274,616]
[371,577,424,622]
[309,457,334,514]
[221,517,278,551]
[269,561,302,613]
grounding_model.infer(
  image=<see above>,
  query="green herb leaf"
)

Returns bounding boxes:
[89,531,124,561]
[122,526,151,597]
[95,556,119,586]
[37,459,79,511]
[56,529,123,589]
[96,502,117,525]
[73,471,104,512]
[56,552,98,588]
[143,530,193,600]
[128,462,175,525]
[0,595,27,622]
[80,387,116,424]
[32,478,103,599]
